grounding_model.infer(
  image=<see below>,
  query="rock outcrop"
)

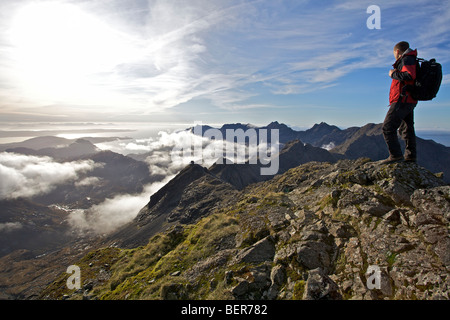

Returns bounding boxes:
[40,158,449,300]
[107,163,238,248]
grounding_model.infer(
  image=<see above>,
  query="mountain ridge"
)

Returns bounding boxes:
[1,121,449,300]
[187,121,450,183]
[106,138,341,248]
[40,158,449,300]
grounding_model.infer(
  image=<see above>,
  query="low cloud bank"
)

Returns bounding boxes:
[321,141,336,151]
[0,222,22,233]
[2,128,279,236]
[67,129,274,235]
[0,152,99,200]
[115,129,279,176]
[67,177,173,235]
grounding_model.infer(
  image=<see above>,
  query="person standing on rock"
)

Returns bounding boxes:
[382,41,418,164]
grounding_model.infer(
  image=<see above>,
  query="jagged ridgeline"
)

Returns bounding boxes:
[40,158,449,300]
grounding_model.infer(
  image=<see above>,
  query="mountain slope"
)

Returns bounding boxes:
[208,159,262,190]
[110,140,340,247]
[0,136,129,153]
[0,199,72,258]
[107,163,238,248]
[0,147,160,298]
[277,139,338,173]
[0,136,71,152]
[209,140,339,190]
[41,159,449,300]
[4,138,100,160]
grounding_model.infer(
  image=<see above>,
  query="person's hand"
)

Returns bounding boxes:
[389,69,395,77]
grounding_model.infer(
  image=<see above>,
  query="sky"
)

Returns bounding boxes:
[0,0,449,130]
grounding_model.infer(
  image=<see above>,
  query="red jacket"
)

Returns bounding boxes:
[389,48,418,104]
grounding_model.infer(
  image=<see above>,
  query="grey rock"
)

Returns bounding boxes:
[224,271,233,285]
[250,264,272,289]
[270,265,286,287]
[329,222,354,239]
[160,283,186,300]
[274,243,297,264]
[231,279,249,297]
[383,209,401,224]
[267,208,290,231]
[303,268,342,300]
[234,236,276,264]
[293,209,316,225]
[185,249,235,282]
[267,265,286,299]
[297,241,333,271]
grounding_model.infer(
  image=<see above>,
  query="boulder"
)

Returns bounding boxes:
[303,268,342,300]
[234,236,276,264]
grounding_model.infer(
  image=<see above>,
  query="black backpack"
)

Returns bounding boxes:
[408,58,443,101]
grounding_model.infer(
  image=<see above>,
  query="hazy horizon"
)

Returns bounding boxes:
[1,120,450,147]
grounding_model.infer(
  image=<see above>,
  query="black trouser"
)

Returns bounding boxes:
[382,102,417,159]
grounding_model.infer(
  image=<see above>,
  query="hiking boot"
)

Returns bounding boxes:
[404,157,417,163]
[380,156,404,164]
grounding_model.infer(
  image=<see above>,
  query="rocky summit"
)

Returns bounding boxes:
[40,158,449,300]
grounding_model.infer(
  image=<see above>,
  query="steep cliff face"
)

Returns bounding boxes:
[40,159,449,300]
[107,163,238,248]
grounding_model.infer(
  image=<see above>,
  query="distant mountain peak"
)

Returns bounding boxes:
[309,122,340,131]
[266,121,289,129]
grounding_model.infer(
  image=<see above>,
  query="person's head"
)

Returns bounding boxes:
[393,41,410,60]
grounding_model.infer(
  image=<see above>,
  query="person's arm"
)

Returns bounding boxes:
[391,69,413,81]
[390,56,416,81]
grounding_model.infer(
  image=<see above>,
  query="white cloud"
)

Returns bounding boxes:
[124,142,152,152]
[75,176,101,188]
[67,177,173,235]
[0,152,99,199]
[442,74,450,87]
[66,124,282,235]
[1,0,448,122]
[321,142,336,151]
[0,222,22,233]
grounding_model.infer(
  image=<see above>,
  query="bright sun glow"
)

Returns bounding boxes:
[8,2,139,103]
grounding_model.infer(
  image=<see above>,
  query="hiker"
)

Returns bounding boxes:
[382,41,418,164]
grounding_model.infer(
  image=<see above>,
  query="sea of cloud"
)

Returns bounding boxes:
[66,129,250,235]
[1,127,280,236]
[0,152,100,200]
